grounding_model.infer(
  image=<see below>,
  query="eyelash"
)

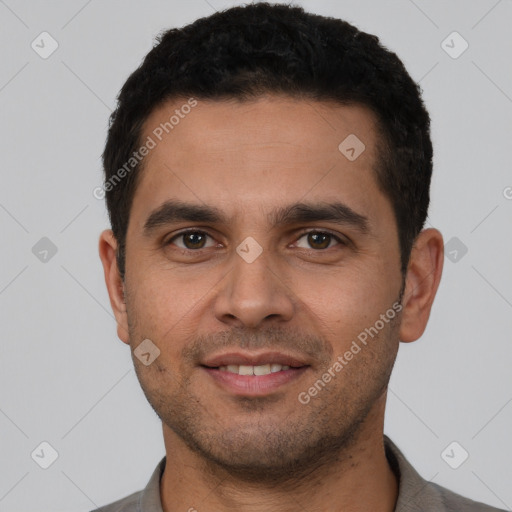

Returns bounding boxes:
[164,228,347,252]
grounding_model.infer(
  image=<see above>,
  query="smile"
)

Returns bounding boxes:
[218,363,290,375]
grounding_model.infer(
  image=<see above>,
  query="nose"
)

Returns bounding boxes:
[213,246,295,329]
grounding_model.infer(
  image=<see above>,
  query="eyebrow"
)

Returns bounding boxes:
[142,199,369,236]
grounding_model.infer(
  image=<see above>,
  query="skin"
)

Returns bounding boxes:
[99,95,444,512]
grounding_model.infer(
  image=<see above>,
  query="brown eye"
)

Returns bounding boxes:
[167,231,215,250]
[295,231,342,250]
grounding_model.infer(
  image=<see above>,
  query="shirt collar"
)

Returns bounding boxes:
[137,456,165,512]
[384,435,444,511]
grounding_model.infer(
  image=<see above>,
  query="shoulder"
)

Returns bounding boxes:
[384,436,507,512]
[90,456,166,512]
[431,481,507,512]
[90,490,141,512]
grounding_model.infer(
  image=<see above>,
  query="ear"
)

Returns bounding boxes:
[98,229,130,344]
[399,228,444,343]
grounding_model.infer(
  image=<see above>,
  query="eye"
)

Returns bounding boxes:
[165,229,346,252]
[294,230,344,250]
[166,230,217,250]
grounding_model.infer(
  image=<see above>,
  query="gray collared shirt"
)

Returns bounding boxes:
[93,435,506,511]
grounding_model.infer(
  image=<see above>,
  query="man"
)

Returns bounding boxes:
[97,3,504,511]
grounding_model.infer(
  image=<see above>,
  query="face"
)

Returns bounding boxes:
[110,96,406,480]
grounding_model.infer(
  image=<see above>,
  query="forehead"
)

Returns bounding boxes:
[142,95,379,161]
[130,95,387,228]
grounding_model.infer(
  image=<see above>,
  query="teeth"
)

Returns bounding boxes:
[239,365,254,376]
[254,364,271,376]
[218,364,291,375]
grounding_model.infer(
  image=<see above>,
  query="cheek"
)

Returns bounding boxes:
[127,265,221,346]
[293,270,400,371]
[292,264,393,329]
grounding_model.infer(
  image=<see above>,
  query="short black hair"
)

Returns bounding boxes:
[102,2,433,279]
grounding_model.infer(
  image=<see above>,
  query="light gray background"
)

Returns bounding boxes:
[0,0,511,510]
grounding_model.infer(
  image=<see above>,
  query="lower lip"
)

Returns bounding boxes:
[202,366,309,396]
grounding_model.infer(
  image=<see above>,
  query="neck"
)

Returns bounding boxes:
[160,397,398,512]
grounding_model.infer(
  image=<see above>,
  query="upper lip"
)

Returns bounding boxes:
[202,351,309,368]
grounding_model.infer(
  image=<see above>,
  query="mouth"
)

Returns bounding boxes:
[200,351,310,396]
[215,363,293,375]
